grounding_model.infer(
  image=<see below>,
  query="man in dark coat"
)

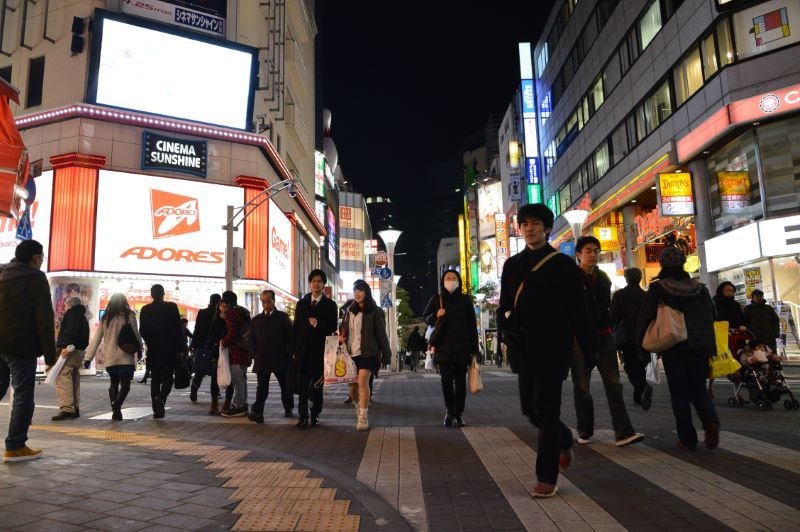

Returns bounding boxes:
[745,289,780,351]
[405,326,425,372]
[293,269,338,427]
[52,296,90,420]
[139,283,183,418]
[190,294,221,410]
[498,204,595,498]
[248,289,294,423]
[0,240,56,461]
[610,267,651,410]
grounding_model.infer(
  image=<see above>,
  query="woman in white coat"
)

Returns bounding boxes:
[84,293,143,420]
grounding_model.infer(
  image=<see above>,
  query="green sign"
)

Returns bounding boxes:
[528,184,542,204]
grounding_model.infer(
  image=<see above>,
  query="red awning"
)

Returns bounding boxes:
[0,78,27,219]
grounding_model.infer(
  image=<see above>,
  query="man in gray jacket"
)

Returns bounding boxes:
[0,240,56,461]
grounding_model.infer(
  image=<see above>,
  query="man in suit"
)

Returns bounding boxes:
[139,284,183,419]
[293,269,338,427]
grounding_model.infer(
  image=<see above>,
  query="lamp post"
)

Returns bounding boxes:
[562,208,589,248]
[378,229,402,371]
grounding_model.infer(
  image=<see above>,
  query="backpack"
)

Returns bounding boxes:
[234,306,252,352]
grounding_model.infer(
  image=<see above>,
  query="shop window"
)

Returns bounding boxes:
[582,96,590,124]
[663,0,685,19]
[707,129,763,234]
[610,122,628,165]
[26,56,44,108]
[673,46,703,106]
[584,12,599,50]
[591,77,604,112]
[639,0,662,51]
[758,116,800,217]
[595,142,610,178]
[559,185,572,213]
[701,33,718,79]
[626,114,638,151]
[716,18,735,68]
[0,66,10,83]
[603,50,622,95]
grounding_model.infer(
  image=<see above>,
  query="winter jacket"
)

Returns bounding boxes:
[0,260,56,364]
[293,293,338,376]
[139,300,183,366]
[190,306,216,350]
[609,284,646,346]
[422,270,479,366]
[744,302,780,348]
[637,277,716,360]
[406,330,425,352]
[340,302,391,363]
[56,304,90,350]
[583,268,612,332]
[250,309,293,374]
[84,311,143,368]
[221,305,251,366]
[506,245,596,380]
[713,294,745,329]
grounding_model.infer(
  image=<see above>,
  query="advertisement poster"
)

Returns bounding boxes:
[268,200,293,293]
[339,206,363,230]
[477,182,503,240]
[733,0,800,60]
[340,238,364,262]
[744,267,763,299]
[593,226,620,252]
[0,171,53,268]
[327,206,337,267]
[717,171,751,213]
[658,172,695,216]
[314,151,326,198]
[494,214,510,275]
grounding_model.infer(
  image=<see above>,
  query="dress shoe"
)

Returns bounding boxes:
[112,407,122,421]
[189,386,198,402]
[310,414,319,426]
[284,410,294,418]
[443,411,454,427]
[704,423,719,450]
[51,411,79,421]
[248,412,264,424]
[296,418,309,428]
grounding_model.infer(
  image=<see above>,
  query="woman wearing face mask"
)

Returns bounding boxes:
[423,269,479,427]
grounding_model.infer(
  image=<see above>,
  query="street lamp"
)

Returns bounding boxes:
[378,229,403,372]
[562,208,589,246]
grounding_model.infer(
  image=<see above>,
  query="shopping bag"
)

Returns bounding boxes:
[645,353,661,385]
[468,356,483,394]
[424,352,434,371]
[324,336,358,385]
[642,304,687,353]
[44,355,68,385]
[709,321,741,378]
[217,345,231,388]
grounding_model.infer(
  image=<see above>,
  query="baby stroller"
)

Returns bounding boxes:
[728,331,799,411]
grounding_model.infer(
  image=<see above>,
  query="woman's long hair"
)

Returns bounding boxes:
[350,280,377,314]
[715,281,735,297]
[103,293,131,324]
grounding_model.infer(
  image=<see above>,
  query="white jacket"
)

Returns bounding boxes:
[84,311,143,368]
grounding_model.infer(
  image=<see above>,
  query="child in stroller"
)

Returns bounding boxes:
[728,335,799,410]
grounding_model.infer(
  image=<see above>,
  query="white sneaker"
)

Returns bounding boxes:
[577,435,592,444]
[356,415,370,431]
[615,433,645,447]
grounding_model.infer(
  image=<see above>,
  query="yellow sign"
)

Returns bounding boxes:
[658,172,694,216]
[744,267,762,299]
[592,226,619,252]
[717,171,750,213]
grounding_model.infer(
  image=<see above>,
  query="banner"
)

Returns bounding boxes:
[744,267,762,299]
[495,214,509,274]
[339,206,363,230]
[658,172,695,216]
[717,171,751,213]
[340,238,364,262]
[314,151,325,198]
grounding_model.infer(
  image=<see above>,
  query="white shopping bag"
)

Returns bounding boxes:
[217,345,231,388]
[44,345,74,385]
[645,353,661,385]
[424,352,434,371]
[323,336,357,385]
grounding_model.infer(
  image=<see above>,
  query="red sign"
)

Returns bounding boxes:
[150,189,200,239]
[374,251,388,267]
[729,82,800,124]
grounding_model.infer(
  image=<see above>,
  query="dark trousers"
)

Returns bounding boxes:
[571,334,635,439]
[0,355,37,451]
[439,363,468,415]
[662,349,720,447]
[109,373,132,408]
[298,373,323,420]
[619,342,647,403]
[518,374,573,485]
[191,371,220,398]
[150,363,174,404]
[252,370,294,415]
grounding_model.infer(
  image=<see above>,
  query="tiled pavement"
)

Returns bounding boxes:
[2,365,800,531]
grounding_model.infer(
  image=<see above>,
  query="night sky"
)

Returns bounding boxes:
[320,1,555,313]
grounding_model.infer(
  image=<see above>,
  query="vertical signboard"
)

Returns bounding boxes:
[268,200,293,293]
[326,206,337,267]
[495,214,509,274]
[717,171,751,213]
[658,172,695,216]
[339,205,363,230]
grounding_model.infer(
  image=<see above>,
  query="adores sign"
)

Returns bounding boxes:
[142,131,207,178]
[268,200,293,293]
[94,170,243,277]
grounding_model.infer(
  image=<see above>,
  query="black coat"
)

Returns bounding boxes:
[250,309,293,374]
[609,284,646,345]
[713,294,745,329]
[584,268,612,331]
[744,302,780,348]
[56,304,90,350]
[423,290,478,367]
[510,245,597,380]
[293,293,338,375]
[340,302,391,363]
[0,261,56,364]
[190,306,216,350]
[139,300,183,363]
[406,330,425,352]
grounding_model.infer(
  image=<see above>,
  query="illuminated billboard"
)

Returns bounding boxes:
[477,182,503,239]
[314,151,326,198]
[268,200,293,293]
[326,206,337,267]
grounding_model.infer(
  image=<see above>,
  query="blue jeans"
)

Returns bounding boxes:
[230,364,247,408]
[0,356,37,451]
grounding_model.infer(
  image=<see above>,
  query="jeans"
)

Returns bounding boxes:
[150,364,174,404]
[662,349,720,447]
[252,370,293,415]
[518,374,573,485]
[571,334,635,439]
[230,364,247,408]
[619,342,647,403]
[439,363,468,415]
[55,350,84,413]
[0,355,37,451]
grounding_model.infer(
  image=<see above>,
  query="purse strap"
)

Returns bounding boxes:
[513,252,558,310]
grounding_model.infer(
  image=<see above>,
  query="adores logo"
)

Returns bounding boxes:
[150,189,200,239]
[759,94,781,114]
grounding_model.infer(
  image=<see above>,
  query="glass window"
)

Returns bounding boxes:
[663,0,685,19]
[636,104,648,141]
[603,51,622,94]
[619,41,631,71]
[716,18,734,68]
[536,44,549,77]
[595,142,610,178]
[707,129,762,233]
[597,0,620,27]
[701,33,718,79]
[582,96,590,122]
[642,93,658,135]
[26,56,44,108]
[627,30,641,64]
[566,111,578,134]
[626,114,638,150]
[0,66,10,83]
[639,0,662,51]
[584,158,596,187]
[552,75,563,106]
[611,123,628,165]
[559,185,572,213]
[758,116,800,217]
[673,46,703,105]
[570,171,584,199]
[652,80,672,124]
[584,12,599,49]
[591,77,604,112]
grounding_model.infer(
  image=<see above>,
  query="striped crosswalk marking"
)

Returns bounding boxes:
[485,371,516,378]
[420,373,439,379]
[462,427,625,531]
[721,431,800,475]
[591,430,800,531]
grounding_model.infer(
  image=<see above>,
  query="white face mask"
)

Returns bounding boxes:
[444,280,459,293]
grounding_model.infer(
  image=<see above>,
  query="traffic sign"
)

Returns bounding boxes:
[15,210,32,240]
[371,267,382,276]
[380,294,393,308]
[379,267,392,280]
[374,251,388,267]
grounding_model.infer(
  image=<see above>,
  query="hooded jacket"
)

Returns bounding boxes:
[422,270,478,366]
[56,304,90,350]
[637,277,716,359]
[340,300,391,363]
[0,260,56,364]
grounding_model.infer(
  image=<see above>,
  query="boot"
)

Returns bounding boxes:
[209,396,219,415]
[189,385,198,402]
[220,398,231,416]
[108,386,117,407]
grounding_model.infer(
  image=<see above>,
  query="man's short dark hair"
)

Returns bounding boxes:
[208,293,221,307]
[308,269,327,284]
[575,236,601,253]
[151,284,165,298]
[261,289,276,300]
[222,290,237,305]
[624,268,642,286]
[14,239,43,263]
[751,289,764,298]
[517,203,554,230]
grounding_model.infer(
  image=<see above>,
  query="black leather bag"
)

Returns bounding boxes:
[117,313,141,355]
[428,295,445,347]
[174,353,192,389]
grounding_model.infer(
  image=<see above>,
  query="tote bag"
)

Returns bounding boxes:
[642,304,687,353]
[217,345,231,388]
[468,356,483,394]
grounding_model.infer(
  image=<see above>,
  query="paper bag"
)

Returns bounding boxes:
[324,336,357,385]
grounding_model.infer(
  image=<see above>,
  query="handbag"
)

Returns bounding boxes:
[428,295,445,347]
[641,303,687,353]
[118,312,141,355]
[468,356,483,394]
[173,353,192,389]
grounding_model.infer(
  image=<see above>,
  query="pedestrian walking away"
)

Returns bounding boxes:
[52,296,90,420]
[219,290,251,418]
[189,293,222,413]
[637,247,721,452]
[744,289,780,352]
[423,269,479,428]
[84,293,143,421]
[406,325,425,372]
[610,267,653,410]
[497,204,596,498]
[248,290,294,423]
[340,280,391,431]
[293,269,338,427]
[572,235,644,448]
[139,284,183,419]
[0,240,56,462]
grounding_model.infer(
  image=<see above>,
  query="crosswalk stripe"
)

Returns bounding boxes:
[721,431,800,475]
[485,371,516,378]
[462,427,624,531]
[420,373,439,379]
[356,427,427,531]
[591,430,800,531]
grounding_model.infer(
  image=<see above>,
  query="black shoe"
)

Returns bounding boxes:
[443,412,454,427]
[343,396,353,404]
[112,407,122,421]
[296,418,309,428]
[248,412,264,424]
[641,384,653,412]
[310,414,319,426]
[189,387,198,402]
[152,398,165,419]
[455,415,465,427]
[284,410,294,418]
[51,411,79,421]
